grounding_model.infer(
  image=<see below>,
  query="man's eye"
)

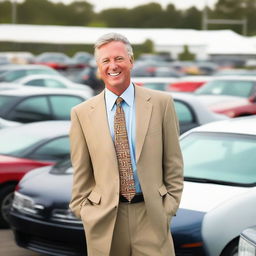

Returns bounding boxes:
[116,57,123,61]
[102,59,109,63]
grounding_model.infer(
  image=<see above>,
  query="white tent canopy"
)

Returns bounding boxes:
[0,24,256,59]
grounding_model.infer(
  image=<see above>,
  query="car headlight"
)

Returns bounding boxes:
[51,208,82,224]
[239,233,256,256]
[12,191,44,215]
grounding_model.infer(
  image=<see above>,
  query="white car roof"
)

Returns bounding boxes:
[210,75,256,82]
[184,116,256,136]
[0,86,90,99]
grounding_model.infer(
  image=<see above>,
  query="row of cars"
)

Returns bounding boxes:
[0,51,94,70]
[4,116,256,256]
[0,61,255,255]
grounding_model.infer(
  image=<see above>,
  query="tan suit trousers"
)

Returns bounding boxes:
[110,202,173,256]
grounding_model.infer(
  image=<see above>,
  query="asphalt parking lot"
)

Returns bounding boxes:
[0,229,43,256]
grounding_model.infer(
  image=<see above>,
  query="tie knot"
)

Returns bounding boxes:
[116,97,123,107]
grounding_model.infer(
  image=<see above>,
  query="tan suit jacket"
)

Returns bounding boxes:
[69,85,183,256]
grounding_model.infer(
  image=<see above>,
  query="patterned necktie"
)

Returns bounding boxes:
[114,97,136,202]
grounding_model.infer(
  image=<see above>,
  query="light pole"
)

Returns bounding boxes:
[202,0,208,30]
[12,0,17,24]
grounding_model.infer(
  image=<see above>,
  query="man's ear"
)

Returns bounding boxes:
[130,56,134,64]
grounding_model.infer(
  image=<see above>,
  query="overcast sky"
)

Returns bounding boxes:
[50,0,218,12]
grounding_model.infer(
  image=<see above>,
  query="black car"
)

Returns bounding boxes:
[10,159,86,256]
[0,87,89,123]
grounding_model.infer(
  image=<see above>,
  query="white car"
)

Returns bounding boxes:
[132,77,178,91]
[0,117,21,129]
[172,116,256,256]
[9,74,94,97]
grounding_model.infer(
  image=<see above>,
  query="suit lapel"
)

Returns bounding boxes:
[135,86,152,162]
[88,91,118,167]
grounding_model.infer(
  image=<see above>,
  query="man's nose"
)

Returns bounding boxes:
[109,60,118,70]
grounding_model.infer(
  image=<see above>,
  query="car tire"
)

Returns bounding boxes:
[220,238,238,256]
[0,184,16,228]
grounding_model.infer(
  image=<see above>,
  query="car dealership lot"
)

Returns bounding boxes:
[0,229,42,256]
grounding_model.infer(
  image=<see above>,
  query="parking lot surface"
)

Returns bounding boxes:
[0,229,43,256]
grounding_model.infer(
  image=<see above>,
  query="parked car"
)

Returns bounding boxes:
[238,226,256,256]
[0,87,89,123]
[70,52,93,69]
[168,76,212,92]
[73,66,104,93]
[11,74,94,97]
[213,68,256,77]
[0,64,60,82]
[0,121,70,227]
[132,77,178,91]
[35,52,71,70]
[0,52,35,65]
[10,116,256,256]
[195,76,256,117]
[170,92,228,134]
[132,61,182,77]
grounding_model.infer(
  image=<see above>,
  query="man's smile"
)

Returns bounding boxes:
[108,72,121,76]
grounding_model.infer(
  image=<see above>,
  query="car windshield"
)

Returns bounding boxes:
[0,95,15,109]
[195,80,254,98]
[181,132,256,186]
[0,126,50,156]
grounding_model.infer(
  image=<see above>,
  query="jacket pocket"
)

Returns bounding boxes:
[87,190,101,205]
[158,185,174,216]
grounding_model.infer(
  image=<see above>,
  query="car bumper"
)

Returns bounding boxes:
[9,209,86,256]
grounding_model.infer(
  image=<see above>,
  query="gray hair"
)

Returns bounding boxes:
[94,33,134,60]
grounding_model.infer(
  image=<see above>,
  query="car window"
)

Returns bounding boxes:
[49,95,83,120]
[31,136,70,161]
[4,70,26,81]
[195,80,254,98]
[25,78,65,88]
[174,100,194,123]
[0,95,15,110]
[25,79,46,87]
[8,96,51,122]
[44,79,66,88]
[181,132,256,185]
[27,69,57,75]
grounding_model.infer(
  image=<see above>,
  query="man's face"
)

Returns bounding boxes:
[96,41,133,94]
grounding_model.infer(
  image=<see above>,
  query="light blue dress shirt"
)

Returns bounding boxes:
[105,83,141,193]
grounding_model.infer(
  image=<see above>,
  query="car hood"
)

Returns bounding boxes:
[180,181,251,213]
[18,166,72,206]
[197,95,248,109]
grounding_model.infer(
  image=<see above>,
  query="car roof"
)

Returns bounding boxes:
[0,86,90,98]
[211,75,256,81]
[0,120,70,138]
[185,115,256,136]
[0,64,53,70]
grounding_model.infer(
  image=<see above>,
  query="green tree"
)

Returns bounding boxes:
[163,4,182,28]
[0,1,12,23]
[178,45,195,61]
[180,7,201,29]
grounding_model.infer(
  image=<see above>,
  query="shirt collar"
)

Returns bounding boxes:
[105,83,134,111]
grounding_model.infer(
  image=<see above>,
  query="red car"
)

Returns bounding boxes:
[0,121,70,227]
[195,76,256,117]
[168,76,212,92]
[35,52,71,70]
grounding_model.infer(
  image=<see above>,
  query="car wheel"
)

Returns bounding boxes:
[0,185,16,228]
[220,238,238,256]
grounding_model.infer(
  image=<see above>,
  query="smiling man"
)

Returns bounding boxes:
[69,33,184,256]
